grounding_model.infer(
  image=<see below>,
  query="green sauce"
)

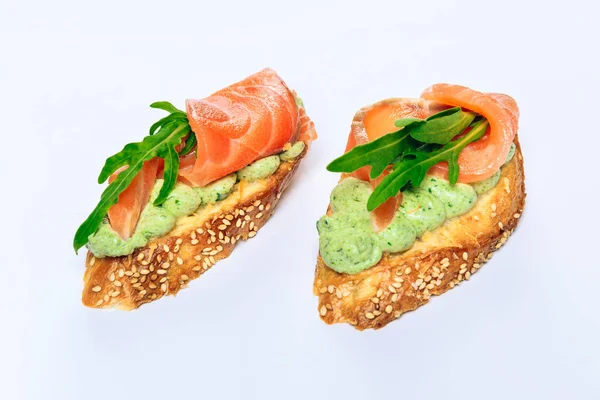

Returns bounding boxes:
[419,177,477,218]
[280,142,305,161]
[471,170,501,195]
[238,155,281,181]
[376,212,416,253]
[320,228,383,274]
[399,189,446,236]
[196,174,237,204]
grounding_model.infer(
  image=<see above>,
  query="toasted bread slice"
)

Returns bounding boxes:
[313,137,526,330]
[82,144,307,310]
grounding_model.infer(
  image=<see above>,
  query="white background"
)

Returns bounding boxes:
[1,0,599,399]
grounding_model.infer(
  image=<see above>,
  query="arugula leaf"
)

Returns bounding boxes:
[73,105,192,253]
[366,120,489,211]
[327,117,425,178]
[150,101,184,114]
[409,107,476,145]
[327,129,419,179]
[394,117,424,128]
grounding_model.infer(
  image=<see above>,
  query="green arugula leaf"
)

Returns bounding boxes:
[394,117,424,128]
[73,105,192,253]
[409,107,476,145]
[366,119,489,211]
[178,133,197,156]
[326,129,419,179]
[150,101,184,114]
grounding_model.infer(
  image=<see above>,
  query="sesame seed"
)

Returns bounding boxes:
[265,203,271,211]
[419,282,426,290]
[111,291,120,297]
[462,252,468,261]
[159,277,167,283]
[246,206,254,212]
[95,299,103,306]
[365,312,375,320]
[139,290,147,296]
[222,219,231,226]
[327,285,335,294]
[373,310,382,316]
[216,245,223,252]
[181,274,189,281]
[175,238,183,245]
[514,213,521,219]
[161,283,167,292]
[404,267,411,274]
[371,297,379,304]
[248,231,256,238]
[388,285,397,293]
[335,289,343,299]
[253,200,261,207]
[103,294,109,302]
[498,222,504,229]
[90,256,96,266]
[376,289,383,298]
[258,204,264,211]
[191,239,199,245]
[385,305,393,314]
[208,230,216,236]
[218,224,227,230]
[157,269,167,275]
[392,293,399,302]
[109,273,115,282]
[426,283,434,290]
[319,287,327,294]
[209,256,216,264]
[149,283,157,289]
[392,282,402,289]
[140,269,150,275]
[256,212,263,219]
[163,245,170,252]
[92,286,101,293]
[415,278,423,287]
[118,269,124,278]
[137,253,144,261]
[114,281,122,287]
[491,203,497,211]
[465,271,471,280]
[320,305,327,316]
[249,222,255,231]
[177,257,183,265]
[236,219,242,227]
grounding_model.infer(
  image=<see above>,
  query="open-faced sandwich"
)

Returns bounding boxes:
[74,68,317,310]
[314,84,524,330]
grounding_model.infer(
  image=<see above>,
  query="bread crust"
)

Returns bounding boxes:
[82,145,307,310]
[313,137,526,330]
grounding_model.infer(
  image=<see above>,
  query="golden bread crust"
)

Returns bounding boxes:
[82,145,307,310]
[313,137,526,330]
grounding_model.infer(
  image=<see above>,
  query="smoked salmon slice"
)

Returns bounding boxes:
[180,68,302,187]
[421,84,519,182]
[107,158,160,239]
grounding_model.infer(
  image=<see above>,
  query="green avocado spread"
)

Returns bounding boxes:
[318,142,516,274]
[88,143,304,258]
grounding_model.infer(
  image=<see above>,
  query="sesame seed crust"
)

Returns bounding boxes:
[82,142,308,310]
[314,136,526,331]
